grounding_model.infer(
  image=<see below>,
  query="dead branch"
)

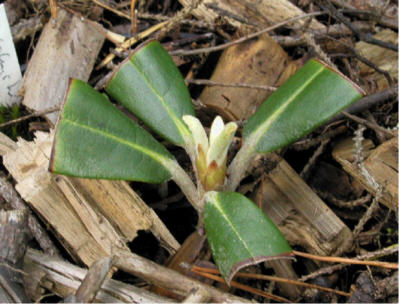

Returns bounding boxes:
[170,11,326,56]
[327,84,398,123]
[114,249,250,302]
[323,0,398,51]
[186,79,277,91]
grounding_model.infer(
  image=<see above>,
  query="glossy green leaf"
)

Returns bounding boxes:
[204,191,292,284]
[50,79,174,183]
[227,59,364,190]
[243,59,364,152]
[105,40,195,146]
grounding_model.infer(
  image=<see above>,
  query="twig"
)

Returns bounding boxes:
[304,33,338,69]
[185,79,277,91]
[0,106,60,129]
[351,125,384,238]
[204,3,260,27]
[92,0,130,19]
[191,266,351,297]
[156,0,202,38]
[97,21,168,69]
[291,126,347,150]
[92,0,209,28]
[300,245,398,281]
[49,0,57,25]
[349,46,395,87]
[73,256,116,303]
[315,190,372,209]
[130,0,137,34]
[341,111,395,137]
[293,250,397,269]
[323,0,398,51]
[97,1,203,69]
[327,84,398,123]
[330,0,398,30]
[300,139,329,180]
[170,11,327,56]
[272,21,371,47]
[190,269,290,302]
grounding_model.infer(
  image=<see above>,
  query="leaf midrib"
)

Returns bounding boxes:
[62,117,170,166]
[213,197,254,258]
[249,64,325,149]
[131,60,190,142]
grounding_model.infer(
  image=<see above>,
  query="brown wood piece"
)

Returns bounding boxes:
[115,249,249,302]
[332,136,398,210]
[21,9,105,125]
[152,230,208,300]
[0,131,179,266]
[256,154,353,255]
[199,33,299,120]
[24,248,173,303]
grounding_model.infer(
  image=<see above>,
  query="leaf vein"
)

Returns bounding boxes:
[131,61,190,141]
[62,117,169,166]
[213,197,254,258]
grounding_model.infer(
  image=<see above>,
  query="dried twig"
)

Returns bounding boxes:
[185,79,277,91]
[72,256,116,303]
[272,21,371,47]
[323,0,398,51]
[293,250,397,269]
[300,245,398,281]
[351,125,384,238]
[328,84,398,123]
[291,126,347,150]
[130,0,138,34]
[304,33,338,69]
[192,266,351,297]
[315,190,372,209]
[170,11,327,56]
[49,0,57,25]
[190,269,290,302]
[341,111,395,137]
[0,106,60,129]
[97,21,168,69]
[300,139,329,180]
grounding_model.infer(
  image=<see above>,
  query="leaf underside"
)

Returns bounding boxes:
[105,40,195,146]
[50,79,173,183]
[243,59,364,153]
[204,191,292,284]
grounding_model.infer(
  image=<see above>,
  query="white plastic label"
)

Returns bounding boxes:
[0,4,22,106]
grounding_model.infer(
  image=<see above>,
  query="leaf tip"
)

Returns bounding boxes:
[225,252,294,286]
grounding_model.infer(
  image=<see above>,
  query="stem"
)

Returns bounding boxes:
[226,140,257,191]
[166,159,203,213]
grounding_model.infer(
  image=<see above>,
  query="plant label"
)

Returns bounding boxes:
[0,4,22,106]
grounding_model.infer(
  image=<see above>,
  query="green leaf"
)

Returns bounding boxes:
[243,59,364,152]
[50,79,174,183]
[105,40,195,146]
[227,59,364,190]
[204,191,292,285]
